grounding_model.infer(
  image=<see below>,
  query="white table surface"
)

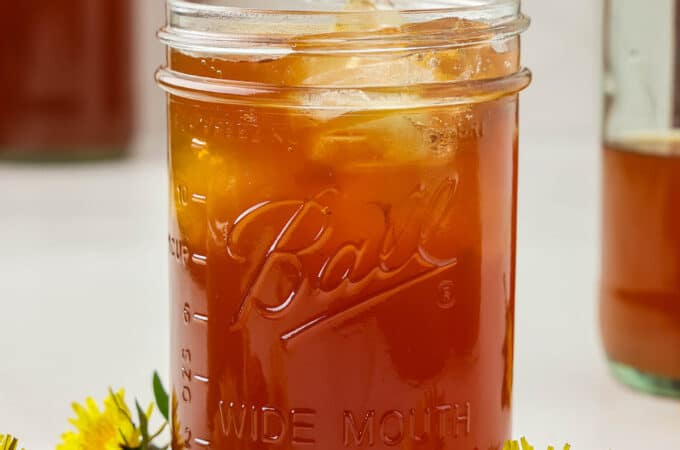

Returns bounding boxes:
[1,134,678,449]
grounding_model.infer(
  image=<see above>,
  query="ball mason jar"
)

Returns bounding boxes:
[156,1,530,448]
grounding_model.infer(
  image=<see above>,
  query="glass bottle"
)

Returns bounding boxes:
[0,0,133,160]
[601,0,680,397]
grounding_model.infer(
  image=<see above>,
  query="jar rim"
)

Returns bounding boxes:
[167,0,520,16]
[160,0,529,56]
[157,0,531,105]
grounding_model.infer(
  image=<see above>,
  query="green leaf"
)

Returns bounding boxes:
[153,372,170,421]
[136,401,150,450]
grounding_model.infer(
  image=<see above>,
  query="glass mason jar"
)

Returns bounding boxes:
[156,1,530,448]
[602,0,680,396]
[0,0,133,160]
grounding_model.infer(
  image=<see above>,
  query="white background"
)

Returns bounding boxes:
[2,0,680,449]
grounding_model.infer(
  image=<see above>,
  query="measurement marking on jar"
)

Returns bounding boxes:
[193,312,209,323]
[193,373,209,383]
[191,253,208,265]
[194,437,211,447]
[191,193,207,204]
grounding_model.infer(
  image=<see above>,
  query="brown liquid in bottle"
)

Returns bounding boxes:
[601,138,680,380]
[0,0,132,158]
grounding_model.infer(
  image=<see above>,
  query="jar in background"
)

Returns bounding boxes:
[601,0,680,397]
[0,0,133,160]
[157,0,530,448]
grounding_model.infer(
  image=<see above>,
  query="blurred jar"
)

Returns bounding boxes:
[601,0,680,397]
[0,0,133,160]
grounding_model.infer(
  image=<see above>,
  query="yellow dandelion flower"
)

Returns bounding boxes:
[0,434,24,450]
[57,389,153,450]
[503,438,571,450]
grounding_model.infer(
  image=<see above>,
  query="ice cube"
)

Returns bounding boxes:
[309,110,463,169]
[298,89,374,121]
[402,17,520,82]
[292,52,433,121]
[302,53,437,87]
[311,114,423,168]
[337,0,403,31]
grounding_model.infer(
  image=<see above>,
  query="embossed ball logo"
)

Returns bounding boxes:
[225,177,460,343]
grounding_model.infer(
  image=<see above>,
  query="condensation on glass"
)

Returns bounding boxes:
[601,0,680,397]
[156,1,531,448]
[0,1,133,160]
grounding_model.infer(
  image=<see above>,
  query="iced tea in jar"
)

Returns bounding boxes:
[156,0,530,448]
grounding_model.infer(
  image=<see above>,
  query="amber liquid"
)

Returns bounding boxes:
[167,31,520,450]
[0,0,132,157]
[601,141,680,380]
